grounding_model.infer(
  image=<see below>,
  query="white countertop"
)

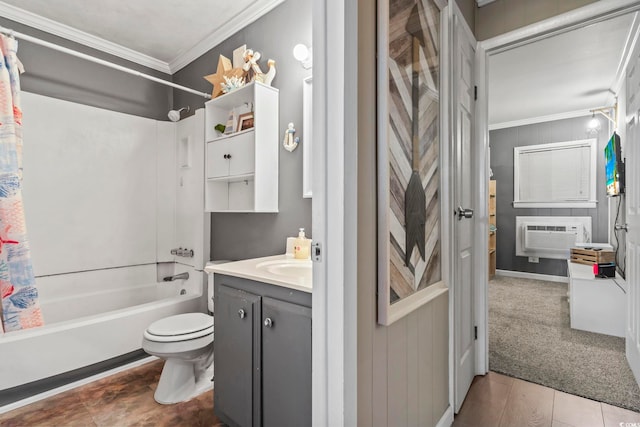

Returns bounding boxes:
[205,254,312,293]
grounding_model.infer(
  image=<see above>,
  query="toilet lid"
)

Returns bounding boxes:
[146,312,213,337]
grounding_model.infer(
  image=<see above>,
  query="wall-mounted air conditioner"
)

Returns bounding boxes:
[516,216,592,260]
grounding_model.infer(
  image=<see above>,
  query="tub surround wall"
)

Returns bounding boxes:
[490,116,611,277]
[21,92,174,276]
[171,0,312,261]
[0,17,171,121]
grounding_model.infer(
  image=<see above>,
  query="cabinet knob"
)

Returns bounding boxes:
[264,318,273,328]
[227,154,232,159]
[238,309,246,319]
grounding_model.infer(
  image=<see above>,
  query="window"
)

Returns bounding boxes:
[514,139,597,208]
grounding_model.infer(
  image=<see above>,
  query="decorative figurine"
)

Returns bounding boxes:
[221,75,245,94]
[263,59,276,86]
[204,55,244,98]
[283,122,299,152]
[242,49,265,82]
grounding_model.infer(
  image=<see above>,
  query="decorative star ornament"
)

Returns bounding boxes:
[204,55,245,98]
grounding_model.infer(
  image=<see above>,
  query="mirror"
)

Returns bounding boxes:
[302,76,312,198]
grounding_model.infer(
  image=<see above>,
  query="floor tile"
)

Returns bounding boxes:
[601,402,640,427]
[487,371,515,387]
[465,374,513,406]
[454,376,511,427]
[500,378,554,427]
[553,391,605,427]
[551,421,575,427]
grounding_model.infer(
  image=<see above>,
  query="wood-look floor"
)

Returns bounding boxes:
[454,371,640,427]
[0,359,224,427]
[3,360,640,426]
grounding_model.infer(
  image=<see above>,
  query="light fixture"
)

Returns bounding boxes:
[168,106,190,122]
[293,44,312,69]
[586,103,617,134]
[587,112,601,134]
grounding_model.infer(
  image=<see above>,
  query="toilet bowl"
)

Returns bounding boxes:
[142,312,214,404]
[142,263,222,404]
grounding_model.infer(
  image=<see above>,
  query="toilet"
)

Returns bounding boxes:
[141,267,215,404]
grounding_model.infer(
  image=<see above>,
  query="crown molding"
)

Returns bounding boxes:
[476,0,496,7]
[489,109,593,130]
[169,0,286,73]
[0,2,171,74]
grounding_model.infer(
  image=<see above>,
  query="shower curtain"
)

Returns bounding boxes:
[0,34,43,332]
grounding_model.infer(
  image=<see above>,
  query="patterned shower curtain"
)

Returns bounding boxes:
[0,34,43,332]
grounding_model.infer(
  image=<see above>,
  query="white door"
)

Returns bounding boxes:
[175,110,208,270]
[626,51,640,384]
[452,4,477,413]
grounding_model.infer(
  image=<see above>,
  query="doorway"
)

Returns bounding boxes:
[475,0,640,412]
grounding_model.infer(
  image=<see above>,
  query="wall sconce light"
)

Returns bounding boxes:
[587,112,601,135]
[586,103,617,135]
[293,44,312,69]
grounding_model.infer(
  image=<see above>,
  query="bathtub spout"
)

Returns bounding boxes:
[163,272,189,282]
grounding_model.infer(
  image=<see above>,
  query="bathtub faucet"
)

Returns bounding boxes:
[163,272,189,282]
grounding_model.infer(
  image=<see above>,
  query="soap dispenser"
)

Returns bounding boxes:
[294,228,310,260]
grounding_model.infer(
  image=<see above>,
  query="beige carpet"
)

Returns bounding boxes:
[489,275,640,412]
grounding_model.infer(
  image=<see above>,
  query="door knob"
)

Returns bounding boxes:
[456,206,474,220]
[264,318,273,328]
[238,309,246,319]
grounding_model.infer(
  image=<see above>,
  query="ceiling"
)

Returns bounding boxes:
[489,12,638,127]
[0,0,285,74]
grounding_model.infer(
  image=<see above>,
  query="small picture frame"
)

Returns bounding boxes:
[224,110,235,135]
[238,112,255,131]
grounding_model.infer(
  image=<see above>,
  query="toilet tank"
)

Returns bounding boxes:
[206,261,230,312]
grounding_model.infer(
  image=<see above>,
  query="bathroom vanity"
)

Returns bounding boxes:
[206,256,312,427]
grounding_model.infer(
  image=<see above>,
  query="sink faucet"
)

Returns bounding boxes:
[163,272,189,282]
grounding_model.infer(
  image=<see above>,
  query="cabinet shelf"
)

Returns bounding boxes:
[489,180,497,279]
[207,173,255,183]
[204,82,279,213]
[207,128,255,143]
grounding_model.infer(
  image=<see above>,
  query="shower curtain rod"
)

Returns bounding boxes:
[0,26,212,99]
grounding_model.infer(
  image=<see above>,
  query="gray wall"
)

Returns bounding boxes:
[474,0,598,41]
[455,0,476,34]
[0,18,171,120]
[490,116,611,276]
[357,0,449,426]
[171,1,312,261]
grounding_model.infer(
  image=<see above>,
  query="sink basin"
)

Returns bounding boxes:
[256,259,312,278]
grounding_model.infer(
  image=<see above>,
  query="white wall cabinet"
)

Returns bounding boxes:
[205,82,279,212]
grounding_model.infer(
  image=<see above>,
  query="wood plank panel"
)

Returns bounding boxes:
[432,292,449,423]
[418,299,435,426]
[407,311,419,426]
[388,317,409,426]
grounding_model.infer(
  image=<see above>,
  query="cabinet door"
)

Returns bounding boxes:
[214,285,261,427]
[206,140,230,179]
[261,297,312,427]
[228,131,255,176]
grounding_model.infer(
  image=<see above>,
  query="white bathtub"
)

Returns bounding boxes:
[0,263,206,391]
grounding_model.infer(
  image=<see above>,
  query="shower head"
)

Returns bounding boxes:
[168,106,190,122]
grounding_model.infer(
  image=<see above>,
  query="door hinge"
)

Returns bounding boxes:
[474,326,478,340]
[311,242,322,262]
[474,86,478,101]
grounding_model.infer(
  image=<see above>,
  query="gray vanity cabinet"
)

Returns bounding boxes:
[214,285,261,427]
[214,275,312,427]
[261,297,312,427]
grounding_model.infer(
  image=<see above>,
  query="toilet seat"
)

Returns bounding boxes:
[144,313,213,343]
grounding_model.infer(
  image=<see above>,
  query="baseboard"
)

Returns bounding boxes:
[436,405,454,427]
[496,269,569,283]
